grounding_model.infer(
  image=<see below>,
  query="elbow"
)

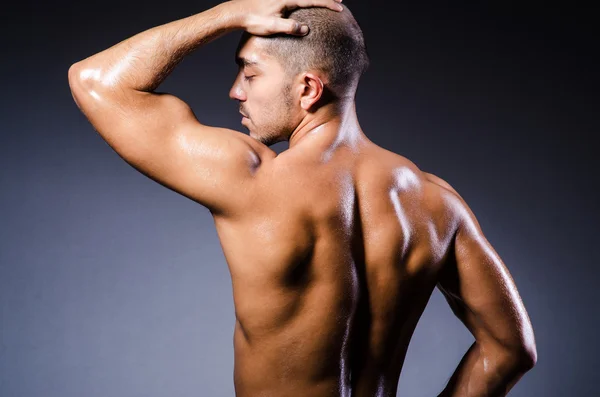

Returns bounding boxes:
[68,63,83,89]
[485,340,537,374]
[503,344,538,372]
[518,344,537,370]
[68,63,86,108]
[510,323,538,371]
[68,62,98,93]
[68,62,103,110]
[518,327,538,370]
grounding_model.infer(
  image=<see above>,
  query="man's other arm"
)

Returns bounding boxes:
[433,179,537,396]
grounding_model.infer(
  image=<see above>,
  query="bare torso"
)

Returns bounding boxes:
[212,137,461,397]
[68,0,536,390]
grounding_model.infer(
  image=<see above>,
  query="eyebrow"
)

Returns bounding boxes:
[235,56,259,68]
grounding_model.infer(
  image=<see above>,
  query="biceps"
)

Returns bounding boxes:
[438,221,534,352]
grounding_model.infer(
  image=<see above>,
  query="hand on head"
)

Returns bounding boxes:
[232,0,344,36]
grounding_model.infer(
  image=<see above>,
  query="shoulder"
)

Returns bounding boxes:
[365,146,484,239]
[422,171,462,198]
[422,171,485,235]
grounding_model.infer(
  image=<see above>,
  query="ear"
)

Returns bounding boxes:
[299,72,324,111]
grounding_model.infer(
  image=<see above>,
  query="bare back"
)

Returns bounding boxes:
[212,139,461,397]
[69,2,536,392]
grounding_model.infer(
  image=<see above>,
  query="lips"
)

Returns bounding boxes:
[239,109,249,118]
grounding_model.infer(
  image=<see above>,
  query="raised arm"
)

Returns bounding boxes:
[67,0,342,216]
[435,184,537,396]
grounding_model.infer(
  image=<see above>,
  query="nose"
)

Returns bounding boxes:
[229,75,246,101]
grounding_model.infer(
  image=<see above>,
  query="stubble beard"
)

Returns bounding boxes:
[253,82,295,147]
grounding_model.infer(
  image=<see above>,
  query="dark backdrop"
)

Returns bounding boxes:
[2,1,597,396]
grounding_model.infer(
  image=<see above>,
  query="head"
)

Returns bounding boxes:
[229,5,369,146]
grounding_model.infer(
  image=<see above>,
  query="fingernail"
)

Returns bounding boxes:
[300,25,309,34]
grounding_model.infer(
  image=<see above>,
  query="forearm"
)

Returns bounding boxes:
[438,341,533,397]
[72,1,242,92]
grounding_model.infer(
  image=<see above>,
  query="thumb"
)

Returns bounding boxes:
[273,18,309,36]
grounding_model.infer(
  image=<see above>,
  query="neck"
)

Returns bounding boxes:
[288,100,367,150]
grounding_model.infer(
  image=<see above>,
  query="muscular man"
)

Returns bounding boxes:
[68,1,537,395]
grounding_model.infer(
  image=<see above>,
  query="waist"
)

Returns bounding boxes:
[232,321,352,396]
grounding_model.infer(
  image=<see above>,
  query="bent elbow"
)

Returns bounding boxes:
[68,63,86,90]
[68,63,78,85]
[492,342,537,374]
[68,63,87,110]
[512,321,538,370]
[506,344,537,372]
[519,344,538,370]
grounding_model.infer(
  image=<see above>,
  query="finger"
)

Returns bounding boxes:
[286,0,344,13]
[272,18,310,36]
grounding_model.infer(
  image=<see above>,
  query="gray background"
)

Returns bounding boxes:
[2,1,598,396]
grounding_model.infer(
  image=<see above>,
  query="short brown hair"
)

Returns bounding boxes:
[260,5,370,99]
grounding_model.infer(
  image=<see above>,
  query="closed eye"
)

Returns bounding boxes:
[243,75,255,82]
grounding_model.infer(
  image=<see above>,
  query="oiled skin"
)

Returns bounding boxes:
[213,137,462,397]
[67,2,535,394]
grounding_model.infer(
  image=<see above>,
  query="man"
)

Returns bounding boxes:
[68,0,537,396]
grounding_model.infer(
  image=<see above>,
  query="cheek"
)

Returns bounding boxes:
[248,79,291,119]
[250,88,276,113]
